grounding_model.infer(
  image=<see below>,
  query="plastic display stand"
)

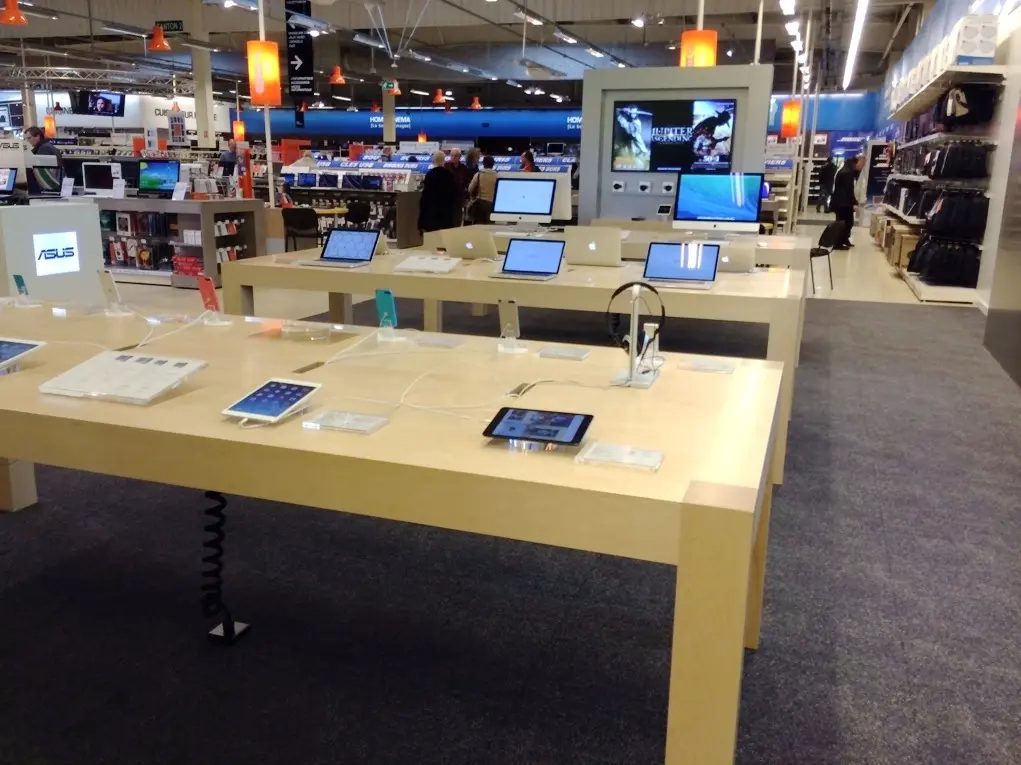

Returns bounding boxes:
[303,410,390,434]
[538,346,591,361]
[104,302,134,318]
[14,296,41,309]
[414,334,462,349]
[497,323,527,355]
[204,311,233,327]
[576,442,664,471]
[678,357,736,374]
[377,317,406,343]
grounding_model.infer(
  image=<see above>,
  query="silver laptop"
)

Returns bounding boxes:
[563,226,622,267]
[441,227,500,260]
[642,242,720,290]
[297,229,380,268]
[717,246,757,273]
[490,238,565,282]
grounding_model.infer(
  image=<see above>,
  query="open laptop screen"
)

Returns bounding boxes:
[644,242,721,282]
[320,229,380,262]
[502,238,565,275]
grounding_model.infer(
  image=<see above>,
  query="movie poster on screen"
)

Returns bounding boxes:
[611,99,735,173]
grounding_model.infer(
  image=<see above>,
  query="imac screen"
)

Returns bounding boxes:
[673,173,763,223]
[492,178,556,216]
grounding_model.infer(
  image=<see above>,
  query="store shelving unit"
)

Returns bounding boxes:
[888,65,1007,122]
[898,268,980,304]
[883,203,926,226]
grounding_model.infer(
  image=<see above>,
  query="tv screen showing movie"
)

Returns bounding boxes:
[72,90,126,117]
[611,99,735,173]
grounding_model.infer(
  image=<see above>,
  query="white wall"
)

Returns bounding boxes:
[30,94,230,134]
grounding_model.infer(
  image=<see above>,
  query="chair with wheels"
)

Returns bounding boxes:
[344,201,372,230]
[282,207,321,252]
[809,221,842,293]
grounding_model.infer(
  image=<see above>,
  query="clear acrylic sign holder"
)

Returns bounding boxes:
[303,410,389,434]
[497,323,526,355]
[576,442,664,472]
[203,312,233,327]
[377,316,406,343]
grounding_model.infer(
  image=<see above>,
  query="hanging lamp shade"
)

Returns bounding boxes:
[679,29,717,67]
[0,0,27,26]
[432,89,446,105]
[148,25,172,53]
[371,102,381,112]
[169,100,181,113]
[329,65,345,86]
[470,96,482,110]
[779,99,801,139]
[42,114,56,138]
[232,119,245,142]
[389,85,401,96]
[247,40,281,107]
[299,100,308,113]
[417,132,428,143]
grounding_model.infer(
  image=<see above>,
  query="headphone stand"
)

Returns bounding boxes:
[611,284,660,389]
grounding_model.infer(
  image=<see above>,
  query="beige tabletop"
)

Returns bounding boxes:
[222,252,803,485]
[0,306,783,763]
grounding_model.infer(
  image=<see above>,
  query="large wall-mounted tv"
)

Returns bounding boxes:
[611,99,735,173]
[71,90,126,117]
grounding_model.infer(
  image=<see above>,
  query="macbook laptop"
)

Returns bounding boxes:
[563,226,622,267]
[490,238,565,282]
[643,242,720,290]
[296,229,380,268]
[717,246,757,273]
[441,227,499,260]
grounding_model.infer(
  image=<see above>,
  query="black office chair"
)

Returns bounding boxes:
[282,207,321,252]
[809,221,842,293]
[344,201,372,230]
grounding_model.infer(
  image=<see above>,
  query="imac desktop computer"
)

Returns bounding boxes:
[491,177,557,227]
[672,172,765,234]
[138,160,181,196]
[81,162,117,197]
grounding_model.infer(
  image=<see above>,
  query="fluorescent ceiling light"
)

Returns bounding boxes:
[667,43,677,50]
[797,51,807,63]
[843,0,870,89]
[25,9,58,19]
[406,49,432,62]
[553,29,577,44]
[409,89,430,96]
[331,95,351,102]
[785,20,799,35]
[181,39,221,51]
[103,24,149,38]
[617,62,626,68]
[779,0,796,15]
[507,79,522,87]
[513,10,544,25]
[445,90,452,96]
[791,38,803,52]
[353,33,385,49]
[726,49,733,57]
[631,16,645,28]
[587,48,604,58]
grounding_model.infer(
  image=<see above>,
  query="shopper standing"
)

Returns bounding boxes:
[467,155,498,224]
[830,155,863,250]
[817,155,836,213]
[25,126,61,159]
[520,150,538,172]
[419,151,459,233]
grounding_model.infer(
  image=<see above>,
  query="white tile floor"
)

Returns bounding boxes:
[117,224,926,319]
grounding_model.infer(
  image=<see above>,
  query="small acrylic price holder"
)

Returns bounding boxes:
[280,320,331,342]
[377,315,406,343]
[14,295,41,309]
[538,346,591,361]
[303,410,389,435]
[497,323,527,355]
[677,356,736,374]
[576,442,664,472]
[203,311,233,327]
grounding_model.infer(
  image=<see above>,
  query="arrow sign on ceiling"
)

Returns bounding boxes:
[285,0,314,98]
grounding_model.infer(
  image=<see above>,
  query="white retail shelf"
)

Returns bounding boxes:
[888,173,930,183]
[109,267,174,287]
[889,65,1006,122]
[898,132,998,149]
[898,268,976,305]
[883,203,925,225]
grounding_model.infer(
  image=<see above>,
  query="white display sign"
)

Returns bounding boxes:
[60,177,74,198]
[398,140,440,154]
[172,181,188,200]
[33,231,80,277]
[112,179,126,199]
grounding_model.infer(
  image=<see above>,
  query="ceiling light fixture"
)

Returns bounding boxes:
[553,28,577,44]
[512,10,544,26]
[785,20,800,35]
[631,16,645,28]
[616,61,626,68]
[409,89,429,96]
[102,24,149,38]
[779,0,796,15]
[332,94,351,101]
[506,79,522,87]
[587,48,604,58]
[353,32,385,49]
[843,0,870,89]
[726,49,734,57]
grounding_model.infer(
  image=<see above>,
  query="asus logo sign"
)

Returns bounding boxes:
[38,247,76,261]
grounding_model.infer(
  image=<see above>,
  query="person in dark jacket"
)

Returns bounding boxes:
[829,155,863,249]
[817,156,837,213]
[25,126,61,159]
[418,151,459,233]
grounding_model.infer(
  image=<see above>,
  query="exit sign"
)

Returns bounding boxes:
[156,20,184,33]
[381,80,397,92]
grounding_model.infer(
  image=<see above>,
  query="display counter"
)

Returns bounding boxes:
[95,198,266,289]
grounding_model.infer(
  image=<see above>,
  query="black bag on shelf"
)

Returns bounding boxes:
[906,234,981,288]
[924,190,988,240]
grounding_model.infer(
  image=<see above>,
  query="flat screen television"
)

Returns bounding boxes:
[138,160,180,193]
[611,99,735,174]
[71,90,126,117]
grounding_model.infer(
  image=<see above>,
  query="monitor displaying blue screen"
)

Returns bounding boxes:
[673,173,764,223]
[138,160,180,193]
[226,381,317,418]
[502,238,564,275]
[493,178,556,216]
[643,242,721,282]
[0,167,16,193]
[319,229,380,262]
[297,173,318,187]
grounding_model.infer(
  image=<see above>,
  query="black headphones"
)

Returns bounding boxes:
[606,281,666,356]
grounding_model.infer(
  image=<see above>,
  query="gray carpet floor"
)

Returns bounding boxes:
[1,299,1020,764]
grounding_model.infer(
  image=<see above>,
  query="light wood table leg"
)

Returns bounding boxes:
[222,282,255,317]
[744,485,773,650]
[423,299,444,332]
[666,488,754,764]
[328,292,354,324]
[470,303,489,317]
[0,458,38,512]
[765,301,800,485]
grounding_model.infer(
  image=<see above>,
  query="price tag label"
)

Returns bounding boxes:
[60,177,74,198]
[112,179,126,199]
[172,181,188,200]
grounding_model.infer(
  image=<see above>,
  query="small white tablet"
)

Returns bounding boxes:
[222,378,321,423]
[0,337,45,373]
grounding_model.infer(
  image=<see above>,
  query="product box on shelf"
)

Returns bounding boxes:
[892,232,920,269]
[949,14,997,65]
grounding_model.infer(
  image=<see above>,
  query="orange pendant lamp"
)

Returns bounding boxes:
[389,85,401,97]
[470,96,482,110]
[232,118,245,142]
[148,25,172,53]
[417,132,428,143]
[371,102,381,113]
[432,89,446,105]
[779,99,801,139]
[679,29,717,67]
[0,0,27,26]
[43,114,56,138]
[247,40,282,107]
[329,65,345,85]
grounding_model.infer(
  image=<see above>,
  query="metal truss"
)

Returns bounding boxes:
[0,67,194,94]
